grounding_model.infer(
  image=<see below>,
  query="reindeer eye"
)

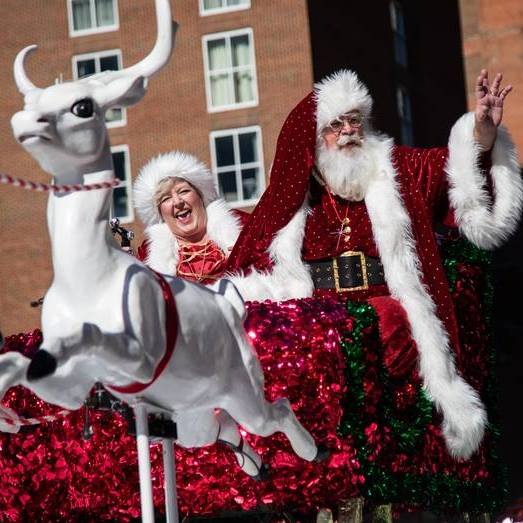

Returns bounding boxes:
[71,98,94,118]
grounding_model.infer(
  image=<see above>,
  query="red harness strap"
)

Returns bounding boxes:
[108,271,178,395]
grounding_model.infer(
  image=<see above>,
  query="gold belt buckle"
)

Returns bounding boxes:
[332,251,369,292]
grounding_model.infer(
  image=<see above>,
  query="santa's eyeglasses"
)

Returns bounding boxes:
[323,113,364,134]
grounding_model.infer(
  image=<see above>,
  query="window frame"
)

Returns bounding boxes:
[389,0,408,67]
[199,0,251,17]
[202,27,259,113]
[396,85,414,145]
[110,144,134,223]
[209,125,265,208]
[72,49,126,128]
[209,125,265,209]
[67,0,119,38]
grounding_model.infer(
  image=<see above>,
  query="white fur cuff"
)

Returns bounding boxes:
[446,112,523,249]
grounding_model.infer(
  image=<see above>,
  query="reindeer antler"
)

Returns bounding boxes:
[92,0,177,85]
[14,45,39,95]
[13,0,176,97]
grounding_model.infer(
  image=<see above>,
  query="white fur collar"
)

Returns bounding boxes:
[144,199,242,276]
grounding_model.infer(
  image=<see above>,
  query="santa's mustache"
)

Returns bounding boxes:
[336,134,363,147]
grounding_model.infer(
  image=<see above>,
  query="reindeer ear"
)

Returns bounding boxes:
[96,76,147,109]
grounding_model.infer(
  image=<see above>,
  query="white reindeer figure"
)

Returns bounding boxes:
[1,0,321,486]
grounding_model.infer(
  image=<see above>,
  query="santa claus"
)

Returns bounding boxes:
[133,151,247,283]
[227,69,522,460]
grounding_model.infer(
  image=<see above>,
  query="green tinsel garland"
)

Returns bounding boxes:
[336,238,506,514]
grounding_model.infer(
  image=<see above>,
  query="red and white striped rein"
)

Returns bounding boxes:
[0,406,71,429]
[0,173,120,193]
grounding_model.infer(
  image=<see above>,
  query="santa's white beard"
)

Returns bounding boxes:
[316,135,378,201]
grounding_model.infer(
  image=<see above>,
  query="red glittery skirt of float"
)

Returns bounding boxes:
[0,240,505,521]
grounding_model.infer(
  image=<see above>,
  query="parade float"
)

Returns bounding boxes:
[0,1,508,522]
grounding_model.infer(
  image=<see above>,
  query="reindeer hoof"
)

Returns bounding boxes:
[252,462,270,482]
[313,444,330,462]
[27,350,57,381]
[218,437,269,480]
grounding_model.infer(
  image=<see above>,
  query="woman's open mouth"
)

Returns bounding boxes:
[175,209,192,224]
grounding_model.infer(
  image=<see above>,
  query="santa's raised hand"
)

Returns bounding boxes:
[474,69,513,151]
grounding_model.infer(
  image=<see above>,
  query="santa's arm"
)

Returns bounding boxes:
[445,71,522,249]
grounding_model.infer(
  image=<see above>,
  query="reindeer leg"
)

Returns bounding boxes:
[215,410,267,479]
[0,352,30,400]
[223,391,322,463]
[0,350,91,410]
[28,323,156,385]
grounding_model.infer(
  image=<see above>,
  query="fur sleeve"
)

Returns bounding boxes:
[445,112,523,249]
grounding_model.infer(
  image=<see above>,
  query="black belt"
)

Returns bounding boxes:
[308,251,385,292]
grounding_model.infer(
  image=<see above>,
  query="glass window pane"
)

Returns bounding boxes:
[95,0,115,27]
[112,151,126,181]
[218,171,238,202]
[227,0,249,5]
[112,187,128,218]
[100,54,119,72]
[231,35,250,67]
[72,0,92,30]
[105,107,123,123]
[233,71,253,103]
[76,59,96,78]
[215,136,235,167]
[204,0,223,9]
[238,132,257,163]
[241,168,258,200]
[210,73,233,107]
[207,39,228,70]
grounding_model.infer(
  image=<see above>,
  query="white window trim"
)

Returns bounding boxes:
[202,27,259,113]
[199,0,251,17]
[67,0,120,38]
[72,49,126,128]
[110,144,134,223]
[209,125,265,208]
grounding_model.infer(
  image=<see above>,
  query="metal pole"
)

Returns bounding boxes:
[162,438,179,523]
[134,401,155,523]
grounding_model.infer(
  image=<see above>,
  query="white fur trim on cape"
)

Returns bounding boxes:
[144,199,242,276]
[134,151,218,227]
[364,135,486,459]
[314,70,373,132]
[242,133,487,459]
[446,112,523,249]
[228,205,314,301]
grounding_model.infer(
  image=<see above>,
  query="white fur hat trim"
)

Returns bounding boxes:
[134,151,218,227]
[314,69,373,132]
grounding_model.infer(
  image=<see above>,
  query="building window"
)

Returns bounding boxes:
[72,50,126,127]
[389,1,408,67]
[397,86,413,145]
[67,0,119,37]
[210,126,264,207]
[199,0,250,16]
[111,145,133,223]
[202,28,258,112]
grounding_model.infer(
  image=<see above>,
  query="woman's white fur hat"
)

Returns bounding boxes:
[134,151,218,227]
[314,69,373,132]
